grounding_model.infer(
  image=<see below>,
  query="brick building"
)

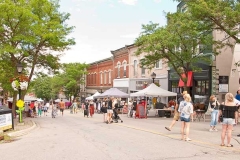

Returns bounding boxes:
[86,57,113,96]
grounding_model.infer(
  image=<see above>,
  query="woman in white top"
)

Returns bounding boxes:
[178,94,194,141]
[128,100,133,118]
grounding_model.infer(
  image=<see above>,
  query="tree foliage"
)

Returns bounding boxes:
[175,0,240,43]
[0,0,75,112]
[135,12,222,90]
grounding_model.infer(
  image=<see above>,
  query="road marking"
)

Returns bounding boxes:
[77,114,240,152]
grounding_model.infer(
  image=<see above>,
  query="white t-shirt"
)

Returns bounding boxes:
[178,101,193,119]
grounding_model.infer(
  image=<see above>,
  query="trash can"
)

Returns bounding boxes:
[0,105,14,131]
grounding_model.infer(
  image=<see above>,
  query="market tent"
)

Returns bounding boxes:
[94,88,129,98]
[130,83,177,97]
[86,92,100,100]
[7,95,38,102]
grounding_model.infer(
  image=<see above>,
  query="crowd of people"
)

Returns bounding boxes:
[22,89,240,147]
[164,90,240,147]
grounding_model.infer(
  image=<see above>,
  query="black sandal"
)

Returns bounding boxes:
[227,144,233,147]
[165,127,171,131]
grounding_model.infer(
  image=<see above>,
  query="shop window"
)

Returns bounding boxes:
[195,80,209,95]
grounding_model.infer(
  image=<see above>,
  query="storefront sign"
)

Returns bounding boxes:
[219,76,228,93]
[0,113,12,131]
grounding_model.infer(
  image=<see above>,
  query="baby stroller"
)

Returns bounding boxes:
[112,107,123,123]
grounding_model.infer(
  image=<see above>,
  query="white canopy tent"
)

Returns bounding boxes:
[86,92,101,100]
[130,83,177,97]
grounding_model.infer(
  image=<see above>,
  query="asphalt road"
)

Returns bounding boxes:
[0,109,240,160]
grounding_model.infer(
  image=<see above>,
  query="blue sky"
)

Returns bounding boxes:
[59,0,179,63]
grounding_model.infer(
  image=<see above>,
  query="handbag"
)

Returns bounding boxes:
[207,102,213,112]
[219,105,224,122]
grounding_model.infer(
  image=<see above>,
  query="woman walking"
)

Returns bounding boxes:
[89,100,94,117]
[209,95,220,131]
[178,94,193,141]
[72,100,78,114]
[37,102,42,117]
[218,93,238,147]
[52,101,57,118]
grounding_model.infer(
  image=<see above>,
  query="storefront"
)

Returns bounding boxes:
[168,63,212,103]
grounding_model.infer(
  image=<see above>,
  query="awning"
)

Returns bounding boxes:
[115,87,128,93]
[178,71,193,87]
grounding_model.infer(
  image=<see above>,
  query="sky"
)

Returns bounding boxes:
[59,0,179,64]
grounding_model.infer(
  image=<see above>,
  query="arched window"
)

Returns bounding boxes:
[104,71,107,84]
[100,72,103,84]
[123,62,127,77]
[108,70,111,84]
[118,64,120,78]
[134,60,137,76]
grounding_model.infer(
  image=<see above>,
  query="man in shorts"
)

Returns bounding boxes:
[165,91,187,131]
[59,99,65,116]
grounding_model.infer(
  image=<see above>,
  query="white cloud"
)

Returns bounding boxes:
[119,0,137,6]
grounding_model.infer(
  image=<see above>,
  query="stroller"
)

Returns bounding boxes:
[112,106,123,123]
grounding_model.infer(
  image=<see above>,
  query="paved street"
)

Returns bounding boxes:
[0,110,240,160]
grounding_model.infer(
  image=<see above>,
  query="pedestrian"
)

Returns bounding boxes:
[43,103,48,116]
[89,100,94,117]
[37,102,42,117]
[72,99,78,114]
[127,100,133,118]
[52,101,57,118]
[46,101,50,113]
[101,98,107,122]
[59,99,65,116]
[165,91,187,131]
[106,97,114,124]
[178,94,193,141]
[132,99,137,118]
[84,100,89,117]
[209,95,220,132]
[218,93,238,147]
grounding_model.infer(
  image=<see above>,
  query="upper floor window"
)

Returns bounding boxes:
[133,60,137,76]
[155,60,162,69]
[100,72,103,84]
[108,70,111,84]
[117,64,120,78]
[123,62,127,77]
[104,71,107,84]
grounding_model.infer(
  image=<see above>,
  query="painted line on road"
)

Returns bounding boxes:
[79,115,240,152]
[114,123,240,153]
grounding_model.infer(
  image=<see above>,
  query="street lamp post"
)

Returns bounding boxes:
[151,72,156,83]
[16,63,23,122]
[16,63,23,100]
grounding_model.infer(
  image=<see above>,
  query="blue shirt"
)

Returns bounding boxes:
[235,94,240,101]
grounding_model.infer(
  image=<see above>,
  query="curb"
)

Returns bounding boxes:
[7,120,37,137]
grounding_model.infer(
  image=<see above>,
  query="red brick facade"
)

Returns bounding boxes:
[86,46,130,95]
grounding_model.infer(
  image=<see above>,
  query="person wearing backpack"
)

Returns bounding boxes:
[178,94,193,141]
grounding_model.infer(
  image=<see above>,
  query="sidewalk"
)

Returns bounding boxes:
[4,117,36,137]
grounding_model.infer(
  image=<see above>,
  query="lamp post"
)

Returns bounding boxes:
[16,62,23,123]
[16,63,23,100]
[151,72,156,83]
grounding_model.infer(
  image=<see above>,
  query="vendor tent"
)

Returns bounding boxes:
[86,92,100,100]
[7,95,37,102]
[130,83,177,97]
[94,88,129,98]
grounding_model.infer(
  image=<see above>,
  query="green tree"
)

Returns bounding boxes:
[175,0,240,43]
[135,12,221,90]
[61,63,88,100]
[32,76,53,101]
[0,0,75,113]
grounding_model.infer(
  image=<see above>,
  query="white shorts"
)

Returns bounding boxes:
[107,109,113,114]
